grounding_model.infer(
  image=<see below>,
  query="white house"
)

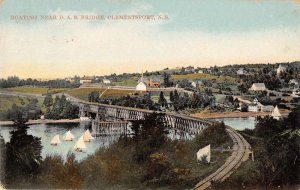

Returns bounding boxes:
[103,78,111,84]
[249,83,267,91]
[191,80,204,88]
[136,82,147,91]
[276,65,286,75]
[80,76,93,84]
[289,79,299,86]
[248,98,262,112]
[198,69,204,74]
[185,66,195,72]
[248,98,274,112]
[65,77,75,83]
[292,88,300,97]
[236,68,245,75]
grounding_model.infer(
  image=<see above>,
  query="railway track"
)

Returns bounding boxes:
[194,127,250,190]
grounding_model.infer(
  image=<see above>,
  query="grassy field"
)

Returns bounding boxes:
[0,94,45,113]
[0,94,30,112]
[102,89,136,98]
[1,87,70,94]
[172,73,236,82]
[66,88,136,101]
[112,76,138,87]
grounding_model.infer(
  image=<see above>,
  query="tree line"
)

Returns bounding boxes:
[43,94,79,120]
[0,76,79,88]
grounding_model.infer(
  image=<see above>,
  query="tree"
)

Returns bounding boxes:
[173,90,179,102]
[5,115,42,185]
[88,91,100,102]
[286,106,300,130]
[131,112,169,163]
[43,94,53,107]
[9,104,28,125]
[0,135,6,185]
[169,91,174,102]
[240,103,248,112]
[258,133,300,186]
[24,98,41,120]
[44,107,52,119]
[238,83,247,94]
[254,116,283,138]
[158,91,167,108]
[51,96,61,119]
[163,72,172,87]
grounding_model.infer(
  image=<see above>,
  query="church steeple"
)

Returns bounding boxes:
[141,70,144,82]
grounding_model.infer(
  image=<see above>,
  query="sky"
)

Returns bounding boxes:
[0,0,300,79]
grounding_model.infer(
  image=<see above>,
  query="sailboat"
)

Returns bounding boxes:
[83,129,94,142]
[272,105,281,120]
[63,130,75,141]
[50,134,61,145]
[74,136,86,152]
[197,144,211,163]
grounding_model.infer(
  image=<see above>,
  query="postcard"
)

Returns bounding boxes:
[0,0,299,189]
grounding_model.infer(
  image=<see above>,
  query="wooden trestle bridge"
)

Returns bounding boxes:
[78,101,212,137]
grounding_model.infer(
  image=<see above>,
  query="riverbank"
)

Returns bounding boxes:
[0,119,81,126]
[192,110,290,119]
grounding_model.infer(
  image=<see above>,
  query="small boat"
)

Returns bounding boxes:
[50,134,61,145]
[63,130,75,141]
[83,129,94,142]
[74,136,86,152]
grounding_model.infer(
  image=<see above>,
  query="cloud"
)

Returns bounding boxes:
[0,9,300,78]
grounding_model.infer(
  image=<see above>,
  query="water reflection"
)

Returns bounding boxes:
[212,117,256,130]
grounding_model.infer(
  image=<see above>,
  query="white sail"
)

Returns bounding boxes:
[63,130,75,141]
[50,134,61,145]
[74,136,86,150]
[272,105,281,117]
[83,129,94,142]
[197,144,211,163]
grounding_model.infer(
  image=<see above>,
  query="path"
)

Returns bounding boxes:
[194,127,250,190]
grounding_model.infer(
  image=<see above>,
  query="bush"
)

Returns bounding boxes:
[194,122,232,149]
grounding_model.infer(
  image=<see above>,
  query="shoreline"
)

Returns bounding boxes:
[192,110,290,119]
[0,119,81,126]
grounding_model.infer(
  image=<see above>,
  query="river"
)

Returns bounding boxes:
[212,117,256,130]
[0,117,255,161]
